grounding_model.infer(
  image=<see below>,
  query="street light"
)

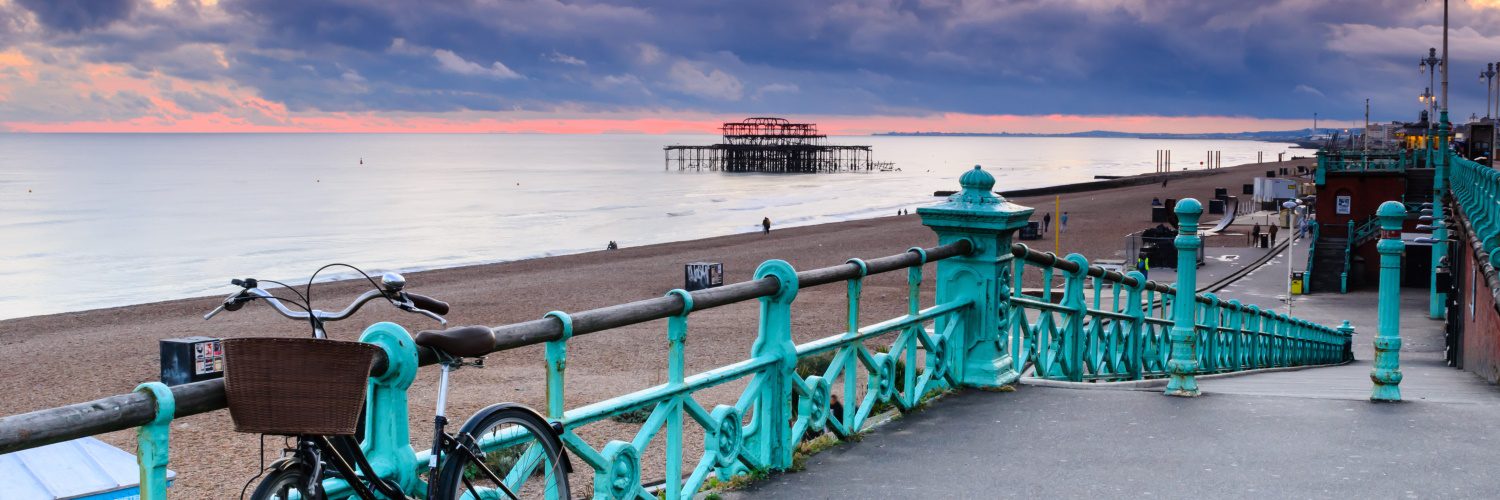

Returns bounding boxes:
[1282,199,1306,314]
[1482,63,1497,119]
[1421,47,1442,132]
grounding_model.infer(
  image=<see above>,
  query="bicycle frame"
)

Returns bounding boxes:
[313,322,519,500]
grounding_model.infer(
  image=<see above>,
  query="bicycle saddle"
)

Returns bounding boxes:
[414,325,495,358]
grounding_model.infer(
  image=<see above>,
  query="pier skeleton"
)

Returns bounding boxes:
[664,117,885,173]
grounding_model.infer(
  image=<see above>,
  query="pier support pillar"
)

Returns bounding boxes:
[1165,198,1203,397]
[919,165,1034,388]
[1372,201,1406,402]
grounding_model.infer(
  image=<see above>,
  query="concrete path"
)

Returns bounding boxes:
[724,242,1500,498]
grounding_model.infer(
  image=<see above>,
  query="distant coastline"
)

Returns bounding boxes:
[875,129,1321,144]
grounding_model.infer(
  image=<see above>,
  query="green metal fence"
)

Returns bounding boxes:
[0,166,1353,499]
[1451,155,1500,269]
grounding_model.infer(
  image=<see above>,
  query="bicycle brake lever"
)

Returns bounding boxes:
[203,304,226,320]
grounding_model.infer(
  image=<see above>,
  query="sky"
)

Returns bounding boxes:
[2,0,1499,134]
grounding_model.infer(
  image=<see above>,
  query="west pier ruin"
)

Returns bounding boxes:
[664,117,890,173]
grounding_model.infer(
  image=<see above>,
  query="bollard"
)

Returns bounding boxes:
[1165,198,1203,397]
[1371,201,1406,402]
[917,165,1034,387]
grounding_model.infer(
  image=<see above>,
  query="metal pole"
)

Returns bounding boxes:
[1371,201,1406,401]
[1165,198,1203,397]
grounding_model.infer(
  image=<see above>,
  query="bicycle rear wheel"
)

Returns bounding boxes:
[434,405,570,500]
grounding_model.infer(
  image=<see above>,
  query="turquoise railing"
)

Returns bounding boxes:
[1451,155,1500,269]
[1341,216,1380,293]
[1304,221,1319,294]
[1006,243,1350,382]
[0,166,1354,499]
[1316,150,1412,185]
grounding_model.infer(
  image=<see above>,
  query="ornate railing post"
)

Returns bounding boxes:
[918,165,1034,388]
[1165,198,1203,397]
[1124,271,1147,380]
[1431,114,1450,319]
[749,259,799,468]
[134,382,174,500]
[1061,254,1088,381]
[1371,201,1406,402]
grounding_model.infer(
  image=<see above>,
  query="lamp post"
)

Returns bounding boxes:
[1421,47,1442,130]
[1481,63,1496,119]
[1282,200,1305,315]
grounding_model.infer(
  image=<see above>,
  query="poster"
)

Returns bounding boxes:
[1336,195,1351,215]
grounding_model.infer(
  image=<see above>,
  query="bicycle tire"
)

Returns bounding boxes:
[434,405,570,500]
[249,460,322,500]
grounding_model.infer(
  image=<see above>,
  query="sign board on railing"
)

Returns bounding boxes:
[1336,195,1351,215]
[684,262,724,291]
[160,337,223,387]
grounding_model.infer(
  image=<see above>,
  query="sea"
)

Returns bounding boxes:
[0,134,1310,320]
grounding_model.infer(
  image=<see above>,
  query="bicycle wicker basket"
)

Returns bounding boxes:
[223,337,378,436]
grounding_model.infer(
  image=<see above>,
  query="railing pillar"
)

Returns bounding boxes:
[1371,201,1406,402]
[355,322,420,493]
[1165,198,1203,397]
[1124,271,1147,380]
[134,382,174,500]
[1431,115,1450,319]
[1061,254,1088,382]
[1338,320,1355,362]
[918,165,1034,388]
[749,259,799,469]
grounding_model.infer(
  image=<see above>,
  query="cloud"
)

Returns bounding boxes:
[15,0,136,32]
[753,82,799,99]
[1294,84,1325,98]
[4,0,1495,129]
[544,50,585,66]
[667,61,742,100]
[433,49,522,80]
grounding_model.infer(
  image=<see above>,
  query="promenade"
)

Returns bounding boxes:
[727,242,1500,499]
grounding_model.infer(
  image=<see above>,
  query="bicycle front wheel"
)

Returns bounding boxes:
[434,405,570,500]
[249,460,321,500]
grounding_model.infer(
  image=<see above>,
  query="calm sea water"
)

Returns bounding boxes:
[0,134,1308,320]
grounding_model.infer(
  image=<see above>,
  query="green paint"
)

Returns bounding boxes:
[133,382,174,500]
[1431,112,1451,319]
[1165,198,1203,397]
[1371,201,1406,402]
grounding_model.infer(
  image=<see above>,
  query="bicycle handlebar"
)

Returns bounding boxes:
[204,270,448,332]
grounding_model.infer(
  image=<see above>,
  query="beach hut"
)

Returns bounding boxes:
[0,436,175,499]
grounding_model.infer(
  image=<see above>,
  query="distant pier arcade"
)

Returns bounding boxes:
[664,117,890,173]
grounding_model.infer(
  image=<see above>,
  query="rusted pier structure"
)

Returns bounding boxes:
[665,117,885,173]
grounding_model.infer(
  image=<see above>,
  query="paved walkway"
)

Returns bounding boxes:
[726,243,1500,499]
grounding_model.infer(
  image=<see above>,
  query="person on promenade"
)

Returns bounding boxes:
[1269,223,1279,244]
[1043,212,1051,233]
[1060,212,1069,232]
[762,217,771,235]
[1251,222,1262,247]
[1136,254,1150,280]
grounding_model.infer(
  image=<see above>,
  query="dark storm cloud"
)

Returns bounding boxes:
[9,0,1500,123]
[15,0,137,32]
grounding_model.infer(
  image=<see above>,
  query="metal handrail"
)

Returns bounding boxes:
[0,240,972,455]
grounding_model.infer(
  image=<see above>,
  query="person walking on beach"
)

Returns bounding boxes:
[762,217,771,235]
[1060,212,1069,233]
[1043,212,1052,233]
[1251,223,1262,247]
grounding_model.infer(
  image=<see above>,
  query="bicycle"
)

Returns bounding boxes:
[207,264,572,500]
